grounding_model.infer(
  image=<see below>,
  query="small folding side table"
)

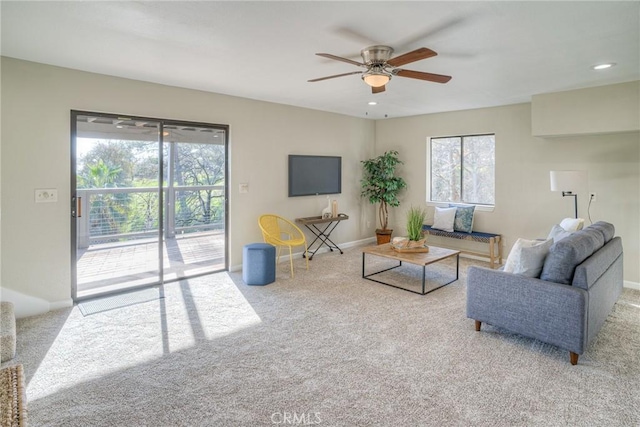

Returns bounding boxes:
[295,214,349,260]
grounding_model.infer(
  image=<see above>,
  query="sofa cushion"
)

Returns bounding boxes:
[589,221,615,243]
[573,237,623,290]
[540,227,605,285]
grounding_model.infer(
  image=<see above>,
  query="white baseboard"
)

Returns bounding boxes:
[624,280,640,291]
[50,299,74,311]
[0,287,72,319]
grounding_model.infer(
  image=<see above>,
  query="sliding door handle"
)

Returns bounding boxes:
[71,196,76,218]
[71,196,82,218]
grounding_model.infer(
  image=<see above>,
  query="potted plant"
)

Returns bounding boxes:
[406,205,427,243]
[390,206,428,252]
[360,150,407,244]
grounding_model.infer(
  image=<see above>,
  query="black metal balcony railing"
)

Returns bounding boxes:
[76,186,225,248]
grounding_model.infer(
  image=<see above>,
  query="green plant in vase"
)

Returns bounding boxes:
[360,150,407,245]
[406,206,427,242]
[392,206,428,251]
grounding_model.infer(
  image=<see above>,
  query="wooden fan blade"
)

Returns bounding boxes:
[332,26,379,48]
[395,69,452,84]
[372,85,386,94]
[316,53,365,67]
[308,71,363,82]
[387,48,437,67]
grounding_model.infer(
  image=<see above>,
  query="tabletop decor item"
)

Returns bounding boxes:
[392,206,428,252]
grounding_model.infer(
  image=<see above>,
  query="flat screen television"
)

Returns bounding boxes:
[288,155,342,197]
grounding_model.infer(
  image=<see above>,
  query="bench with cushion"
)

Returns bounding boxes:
[422,225,503,268]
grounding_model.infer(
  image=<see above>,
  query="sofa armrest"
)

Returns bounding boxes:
[466,266,588,354]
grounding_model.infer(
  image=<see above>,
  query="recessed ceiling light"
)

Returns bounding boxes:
[592,63,616,70]
[368,101,377,106]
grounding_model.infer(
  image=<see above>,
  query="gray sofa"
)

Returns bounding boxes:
[466,221,623,365]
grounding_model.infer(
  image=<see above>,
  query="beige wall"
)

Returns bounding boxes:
[376,103,640,283]
[2,57,638,309]
[0,57,376,304]
[532,81,640,137]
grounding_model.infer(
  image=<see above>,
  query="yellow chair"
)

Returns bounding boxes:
[258,214,308,278]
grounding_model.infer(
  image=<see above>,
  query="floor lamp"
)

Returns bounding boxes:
[550,170,583,218]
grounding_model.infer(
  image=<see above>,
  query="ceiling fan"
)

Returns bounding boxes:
[308,46,452,94]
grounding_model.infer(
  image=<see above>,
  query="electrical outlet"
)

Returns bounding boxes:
[590,192,597,202]
[35,188,58,203]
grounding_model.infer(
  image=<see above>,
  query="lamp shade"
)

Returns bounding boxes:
[362,73,390,88]
[550,170,585,192]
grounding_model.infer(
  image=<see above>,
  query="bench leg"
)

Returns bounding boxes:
[498,236,503,265]
[475,320,481,331]
[489,237,495,269]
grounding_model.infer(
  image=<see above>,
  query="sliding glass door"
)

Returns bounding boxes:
[162,127,227,281]
[71,112,228,300]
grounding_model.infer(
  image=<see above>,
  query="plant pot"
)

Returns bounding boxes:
[376,229,393,245]
[390,237,429,253]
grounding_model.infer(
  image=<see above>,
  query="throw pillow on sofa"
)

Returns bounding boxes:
[547,224,573,243]
[504,238,553,278]
[432,207,457,232]
[559,217,585,232]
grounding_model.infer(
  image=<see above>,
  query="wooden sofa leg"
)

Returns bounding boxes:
[475,320,481,331]
[570,352,579,365]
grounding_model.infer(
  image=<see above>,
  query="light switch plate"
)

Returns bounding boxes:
[35,188,58,203]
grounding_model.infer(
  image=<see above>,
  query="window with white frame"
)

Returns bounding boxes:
[428,134,495,206]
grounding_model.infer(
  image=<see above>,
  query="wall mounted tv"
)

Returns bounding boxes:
[288,155,342,197]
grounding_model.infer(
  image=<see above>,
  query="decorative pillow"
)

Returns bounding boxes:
[560,217,584,232]
[432,207,457,232]
[449,204,475,233]
[504,238,553,278]
[547,224,573,243]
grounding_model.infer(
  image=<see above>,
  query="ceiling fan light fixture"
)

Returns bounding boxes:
[362,72,390,88]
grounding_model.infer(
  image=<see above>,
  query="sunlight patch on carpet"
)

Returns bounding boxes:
[26,272,262,402]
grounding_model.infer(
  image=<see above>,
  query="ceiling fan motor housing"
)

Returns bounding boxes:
[361,45,394,65]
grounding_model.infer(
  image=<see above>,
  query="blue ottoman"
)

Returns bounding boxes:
[243,243,276,285]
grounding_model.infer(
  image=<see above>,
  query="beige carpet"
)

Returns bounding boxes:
[3,245,639,426]
[0,364,27,427]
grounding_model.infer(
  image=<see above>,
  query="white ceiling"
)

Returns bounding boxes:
[2,1,638,120]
